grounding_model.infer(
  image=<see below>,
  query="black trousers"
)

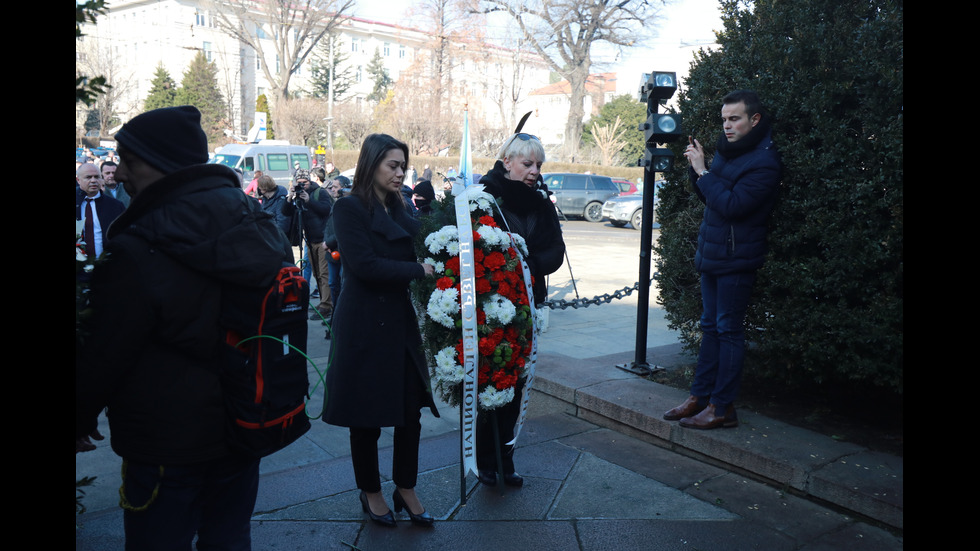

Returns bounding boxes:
[475,381,524,474]
[349,352,426,492]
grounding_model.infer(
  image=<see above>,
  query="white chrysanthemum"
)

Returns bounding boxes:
[479,385,515,409]
[434,347,464,385]
[476,224,509,247]
[424,257,445,273]
[426,287,460,328]
[534,306,549,334]
[509,233,529,256]
[483,294,516,325]
[467,191,495,213]
[425,226,460,255]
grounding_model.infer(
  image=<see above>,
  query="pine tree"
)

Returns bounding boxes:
[366,48,392,103]
[307,33,355,100]
[256,94,274,139]
[143,63,178,111]
[175,52,227,143]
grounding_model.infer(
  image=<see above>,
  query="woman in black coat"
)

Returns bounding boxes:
[323,134,438,527]
[475,132,566,488]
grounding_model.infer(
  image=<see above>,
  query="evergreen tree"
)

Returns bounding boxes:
[175,52,227,143]
[582,94,647,166]
[256,94,274,140]
[307,33,355,100]
[653,0,903,393]
[365,47,392,103]
[143,63,178,111]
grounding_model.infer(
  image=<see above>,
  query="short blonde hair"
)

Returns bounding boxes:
[497,133,546,163]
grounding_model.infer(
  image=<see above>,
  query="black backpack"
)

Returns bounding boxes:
[220,265,312,458]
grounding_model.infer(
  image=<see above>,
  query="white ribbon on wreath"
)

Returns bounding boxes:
[451,184,539,475]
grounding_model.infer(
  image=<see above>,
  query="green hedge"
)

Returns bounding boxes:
[653,0,903,394]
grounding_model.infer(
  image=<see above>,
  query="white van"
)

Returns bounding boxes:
[209,141,312,188]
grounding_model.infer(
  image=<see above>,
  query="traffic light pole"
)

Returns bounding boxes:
[617,71,680,377]
[616,161,660,376]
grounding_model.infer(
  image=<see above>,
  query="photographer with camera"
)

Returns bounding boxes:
[283,169,334,323]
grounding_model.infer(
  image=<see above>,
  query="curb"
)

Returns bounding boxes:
[529,351,903,531]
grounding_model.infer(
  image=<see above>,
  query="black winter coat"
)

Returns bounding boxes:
[322,195,438,428]
[75,164,293,465]
[282,185,332,243]
[479,160,565,304]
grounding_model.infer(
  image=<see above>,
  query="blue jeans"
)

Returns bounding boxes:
[690,271,757,411]
[328,258,342,309]
[121,455,259,551]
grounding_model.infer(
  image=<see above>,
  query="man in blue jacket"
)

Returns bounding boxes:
[663,90,782,430]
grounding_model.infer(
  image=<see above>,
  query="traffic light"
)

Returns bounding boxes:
[642,148,674,172]
[640,113,683,144]
[637,71,681,171]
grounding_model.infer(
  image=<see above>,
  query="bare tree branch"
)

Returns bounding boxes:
[480,0,661,158]
[207,0,354,107]
[591,115,629,166]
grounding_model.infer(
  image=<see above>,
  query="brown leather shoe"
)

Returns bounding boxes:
[663,395,707,421]
[678,404,738,429]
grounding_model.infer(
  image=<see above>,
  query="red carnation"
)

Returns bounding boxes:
[484,251,507,271]
[445,256,460,275]
[436,276,456,290]
[476,278,491,294]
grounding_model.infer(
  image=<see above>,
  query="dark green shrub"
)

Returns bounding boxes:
[654,0,903,394]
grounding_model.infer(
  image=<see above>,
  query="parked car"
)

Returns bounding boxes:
[602,180,663,230]
[612,178,640,195]
[542,173,620,222]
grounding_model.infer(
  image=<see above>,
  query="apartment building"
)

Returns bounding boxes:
[78,0,550,140]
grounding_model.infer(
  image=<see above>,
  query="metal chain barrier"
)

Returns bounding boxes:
[540,277,655,310]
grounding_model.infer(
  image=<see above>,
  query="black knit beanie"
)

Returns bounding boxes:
[114,106,209,174]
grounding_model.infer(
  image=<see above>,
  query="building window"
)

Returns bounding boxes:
[383,42,390,56]
[356,65,363,83]
[203,42,213,62]
[351,38,359,53]
[195,10,205,26]
[399,45,406,59]
[256,25,267,39]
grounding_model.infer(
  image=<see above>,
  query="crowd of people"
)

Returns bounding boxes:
[76,87,777,548]
[74,113,567,544]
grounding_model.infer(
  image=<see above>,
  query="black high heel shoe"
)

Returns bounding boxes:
[359,491,396,527]
[392,488,434,527]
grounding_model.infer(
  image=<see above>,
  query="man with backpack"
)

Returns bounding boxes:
[75,105,294,550]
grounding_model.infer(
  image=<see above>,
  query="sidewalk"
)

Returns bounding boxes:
[75,300,903,550]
